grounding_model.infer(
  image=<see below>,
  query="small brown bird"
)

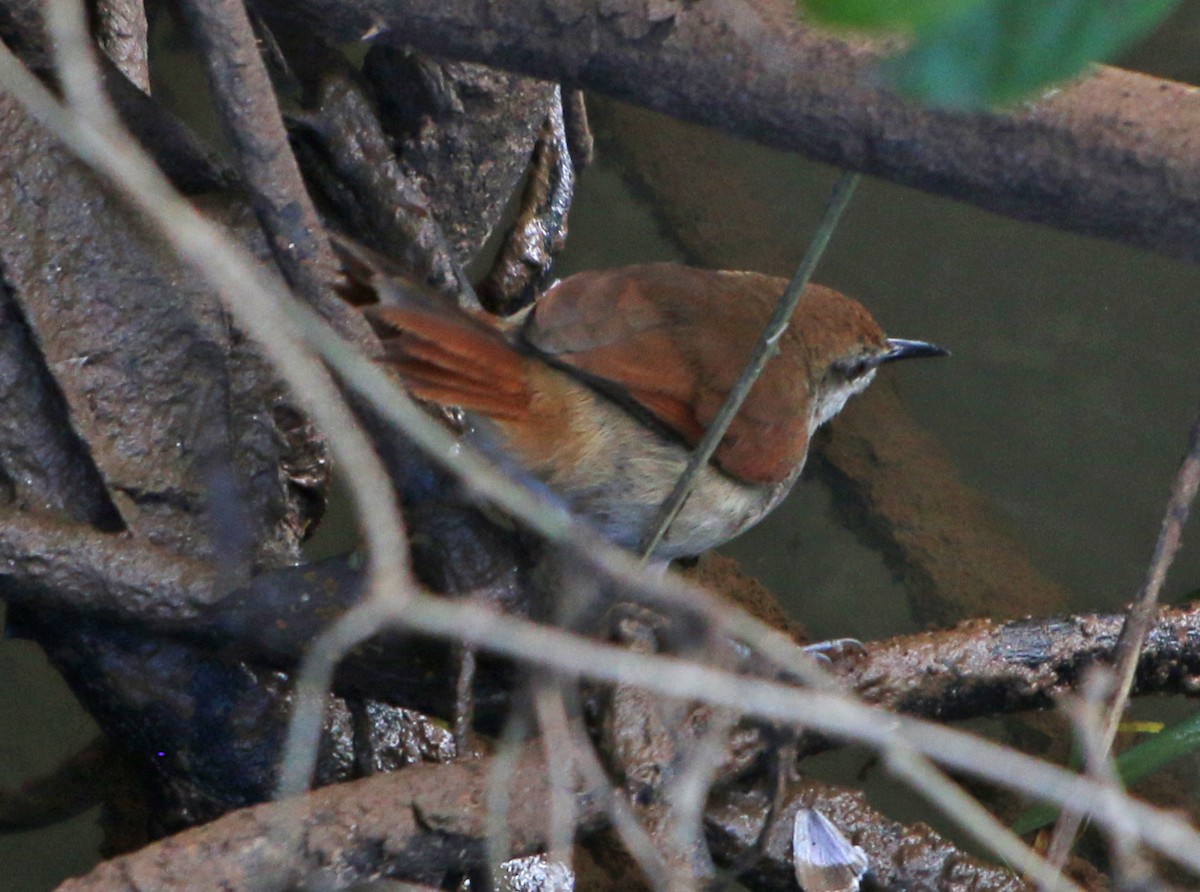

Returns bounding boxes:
[348,259,946,558]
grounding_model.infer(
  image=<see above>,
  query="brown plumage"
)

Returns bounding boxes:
[346,253,946,558]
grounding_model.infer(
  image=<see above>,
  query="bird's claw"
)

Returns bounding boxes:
[802,637,865,664]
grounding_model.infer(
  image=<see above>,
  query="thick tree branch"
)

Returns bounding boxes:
[52,744,1028,892]
[707,780,1031,892]
[177,0,347,318]
[264,0,1200,266]
[843,605,1200,718]
[53,746,605,892]
[5,508,1200,724]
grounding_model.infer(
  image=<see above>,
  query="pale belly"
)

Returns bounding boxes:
[484,375,802,559]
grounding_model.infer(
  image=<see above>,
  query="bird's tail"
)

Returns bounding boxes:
[331,235,531,420]
[367,302,530,420]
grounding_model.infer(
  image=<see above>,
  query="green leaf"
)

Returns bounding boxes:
[803,0,984,31]
[886,0,1180,108]
[1012,710,1200,835]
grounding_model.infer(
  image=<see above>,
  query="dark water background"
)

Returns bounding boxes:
[6,4,1200,887]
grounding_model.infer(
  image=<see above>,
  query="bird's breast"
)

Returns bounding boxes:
[485,364,797,558]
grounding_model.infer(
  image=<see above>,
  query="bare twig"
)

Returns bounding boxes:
[560,697,675,890]
[665,706,739,873]
[561,89,593,171]
[1046,408,1200,867]
[638,171,860,558]
[487,707,532,888]
[884,749,1082,892]
[533,681,578,868]
[1104,408,1200,750]
[1062,670,1153,887]
[453,647,477,754]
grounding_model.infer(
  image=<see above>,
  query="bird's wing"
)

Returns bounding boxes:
[523,264,809,484]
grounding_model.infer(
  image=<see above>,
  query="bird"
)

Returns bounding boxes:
[338,251,947,559]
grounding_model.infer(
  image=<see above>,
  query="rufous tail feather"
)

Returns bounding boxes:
[367,305,531,420]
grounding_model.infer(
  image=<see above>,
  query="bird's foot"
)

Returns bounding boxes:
[801,637,865,664]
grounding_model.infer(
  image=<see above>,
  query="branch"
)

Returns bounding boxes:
[47,738,1033,892]
[280,37,480,306]
[6,506,1200,723]
[260,0,1200,266]
[844,604,1200,718]
[176,0,348,319]
[0,510,214,622]
[708,780,1031,892]
[0,285,123,529]
[53,746,606,892]
[1046,405,1200,865]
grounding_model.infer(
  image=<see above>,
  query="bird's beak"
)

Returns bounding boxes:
[879,338,950,364]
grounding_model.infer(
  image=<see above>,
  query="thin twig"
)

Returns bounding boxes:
[532,681,579,868]
[1046,408,1200,867]
[637,172,860,558]
[561,700,675,890]
[1065,669,1152,887]
[665,706,738,868]
[884,748,1081,892]
[454,646,477,755]
[274,599,401,799]
[486,707,530,888]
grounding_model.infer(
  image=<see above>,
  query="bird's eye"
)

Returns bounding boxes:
[836,358,870,381]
